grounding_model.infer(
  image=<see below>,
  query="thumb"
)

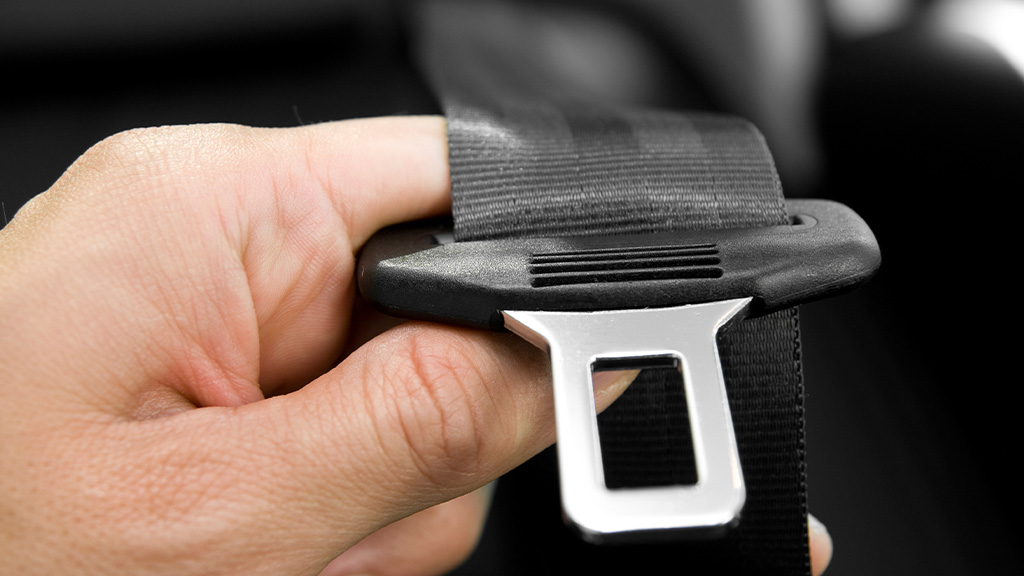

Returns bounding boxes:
[221,320,631,574]
[99,323,557,576]
[205,322,601,574]
[258,322,556,525]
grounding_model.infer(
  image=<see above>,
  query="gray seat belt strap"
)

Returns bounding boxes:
[415,2,811,573]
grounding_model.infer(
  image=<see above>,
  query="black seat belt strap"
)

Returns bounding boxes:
[413,2,810,573]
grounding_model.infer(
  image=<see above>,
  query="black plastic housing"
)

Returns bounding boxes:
[357,199,880,330]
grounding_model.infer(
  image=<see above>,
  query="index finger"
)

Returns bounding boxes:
[290,116,451,249]
[241,116,451,392]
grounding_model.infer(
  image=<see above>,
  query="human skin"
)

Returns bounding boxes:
[0,116,830,575]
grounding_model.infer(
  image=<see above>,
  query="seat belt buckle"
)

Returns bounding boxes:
[357,199,879,543]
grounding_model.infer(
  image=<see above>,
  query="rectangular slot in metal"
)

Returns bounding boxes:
[594,356,698,489]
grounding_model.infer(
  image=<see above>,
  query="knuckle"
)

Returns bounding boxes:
[53,127,188,206]
[43,124,254,229]
[73,124,249,186]
[81,127,175,173]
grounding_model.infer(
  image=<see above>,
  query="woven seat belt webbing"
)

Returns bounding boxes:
[416,2,810,573]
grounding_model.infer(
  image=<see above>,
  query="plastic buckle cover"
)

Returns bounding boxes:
[357,199,879,542]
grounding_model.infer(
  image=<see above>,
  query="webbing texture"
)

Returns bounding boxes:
[417,1,810,573]
[447,104,789,240]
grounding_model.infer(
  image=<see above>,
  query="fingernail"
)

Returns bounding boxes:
[808,514,833,576]
[808,512,828,535]
[591,369,638,409]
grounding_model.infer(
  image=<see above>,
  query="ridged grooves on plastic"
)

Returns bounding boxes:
[530,243,723,287]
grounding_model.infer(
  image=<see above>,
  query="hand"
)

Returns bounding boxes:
[0,117,831,575]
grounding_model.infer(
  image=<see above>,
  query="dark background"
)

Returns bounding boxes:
[2,1,1020,574]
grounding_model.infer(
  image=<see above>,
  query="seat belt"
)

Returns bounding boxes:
[404,1,816,573]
